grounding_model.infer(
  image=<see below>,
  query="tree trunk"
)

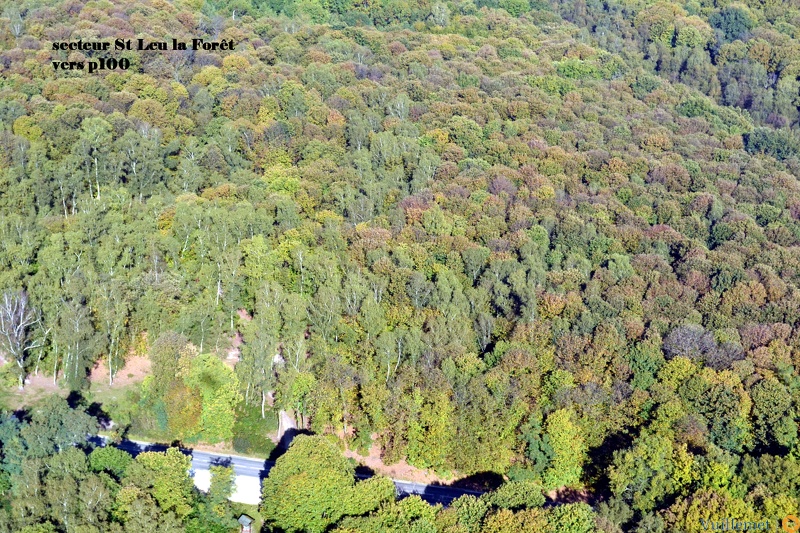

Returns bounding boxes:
[53,346,59,385]
[261,391,266,419]
[34,343,44,376]
[108,338,114,385]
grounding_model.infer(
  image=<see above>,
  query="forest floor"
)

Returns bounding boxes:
[546,487,594,505]
[225,330,243,369]
[89,355,151,389]
[86,356,151,419]
[0,355,150,410]
[1,369,62,409]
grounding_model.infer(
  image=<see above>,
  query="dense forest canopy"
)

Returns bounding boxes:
[2,0,800,530]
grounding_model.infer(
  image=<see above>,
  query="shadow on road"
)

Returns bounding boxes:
[259,459,273,481]
[93,435,491,508]
[210,457,232,467]
[397,471,501,506]
[433,471,504,492]
[95,439,193,459]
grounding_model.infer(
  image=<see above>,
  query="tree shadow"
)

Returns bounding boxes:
[115,423,131,443]
[259,459,273,481]
[139,441,169,453]
[259,428,314,481]
[65,390,113,433]
[85,402,112,429]
[66,390,85,409]
[547,487,594,505]
[210,457,232,467]
[584,430,635,502]
[354,464,376,479]
[12,407,31,423]
[267,428,312,462]
[409,471,504,506]
[433,471,505,492]
[112,440,147,457]
[174,442,193,457]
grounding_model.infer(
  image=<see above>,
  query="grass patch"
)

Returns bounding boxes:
[232,402,278,458]
[230,503,264,532]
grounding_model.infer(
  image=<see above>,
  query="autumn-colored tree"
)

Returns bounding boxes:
[261,435,394,532]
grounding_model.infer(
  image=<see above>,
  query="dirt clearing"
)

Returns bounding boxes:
[344,437,454,485]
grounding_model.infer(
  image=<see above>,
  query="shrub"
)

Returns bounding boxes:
[232,403,278,457]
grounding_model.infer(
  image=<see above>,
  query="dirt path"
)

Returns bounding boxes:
[344,437,454,485]
[278,410,296,435]
[223,309,251,369]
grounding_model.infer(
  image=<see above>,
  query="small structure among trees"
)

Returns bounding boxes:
[238,514,253,533]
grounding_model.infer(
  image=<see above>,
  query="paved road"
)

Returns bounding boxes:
[98,437,486,506]
[391,479,484,505]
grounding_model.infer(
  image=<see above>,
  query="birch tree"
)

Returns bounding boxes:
[0,290,43,389]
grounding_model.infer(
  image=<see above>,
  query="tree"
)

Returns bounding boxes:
[750,377,796,449]
[499,0,528,17]
[148,331,190,399]
[664,489,754,533]
[122,496,184,533]
[207,464,236,522]
[0,290,42,389]
[0,412,24,482]
[406,389,456,470]
[164,382,202,440]
[261,435,393,532]
[75,473,115,529]
[44,468,81,529]
[134,448,194,518]
[709,7,753,43]
[115,129,165,202]
[547,503,596,533]
[239,282,282,418]
[20,396,97,459]
[542,409,586,490]
[308,285,342,343]
[609,431,695,512]
[54,298,99,390]
[485,480,546,510]
[185,353,242,443]
[693,383,750,452]
[72,117,114,200]
[627,337,664,391]
[368,495,440,532]
[89,446,133,479]
[744,128,800,161]
[93,279,129,385]
[452,495,489,533]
